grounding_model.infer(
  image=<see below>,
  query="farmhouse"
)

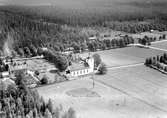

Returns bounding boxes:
[66,56,94,80]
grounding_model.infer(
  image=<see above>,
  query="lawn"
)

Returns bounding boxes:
[81,47,165,67]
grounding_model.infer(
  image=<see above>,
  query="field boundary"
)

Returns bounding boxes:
[107,63,143,70]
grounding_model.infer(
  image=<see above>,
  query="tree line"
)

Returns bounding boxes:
[1,6,167,33]
[138,35,166,45]
[145,53,167,72]
[86,35,134,52]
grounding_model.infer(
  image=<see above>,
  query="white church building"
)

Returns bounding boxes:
[66,56,94,80]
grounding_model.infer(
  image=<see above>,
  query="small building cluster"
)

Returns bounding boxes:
[0,57,40,88]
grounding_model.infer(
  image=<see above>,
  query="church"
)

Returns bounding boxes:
[66,56,94,80]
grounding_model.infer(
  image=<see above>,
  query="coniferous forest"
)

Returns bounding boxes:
[0,72,76,118]
[0,1,167,118]
[0,2,167,56]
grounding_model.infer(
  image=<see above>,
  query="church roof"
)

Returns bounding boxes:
[69,62,89,71]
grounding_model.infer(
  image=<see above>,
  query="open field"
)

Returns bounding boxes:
[95,65,167,113]
[81,47,165,67]
[152,41,167,51]
[36,78,167,118]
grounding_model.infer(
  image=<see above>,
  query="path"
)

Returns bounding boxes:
[129,40,167,52]
[107,63,143,70]
[148,46,167,52]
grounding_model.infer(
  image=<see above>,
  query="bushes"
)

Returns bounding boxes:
[43,50,68,72]
[29,45,37,56]
[24,47,32,57]
[72,43,81,53]
[93,53,102,68]
[35,70,40,76]
[41,75,49,85]
[56,55,68,72]
[97,62,107,75]
[87,42,97,52]
[17,48,24,57]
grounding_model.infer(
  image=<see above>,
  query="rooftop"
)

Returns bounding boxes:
[69,62,89,71]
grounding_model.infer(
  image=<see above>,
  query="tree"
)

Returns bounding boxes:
[67,107,76,118]
[7,85,17,98]
[93,54,102,68]
[72,43,80,53]
[0,102,2,111]
[33,108,38,118]
[157,55,160,62]
[44,109,52,118]
[54,107,60,118]
[47,99,53,114]
[164,67,167,72]
[55,55,68,72]
[104,39,111,49]
[11,50,17,58]
[162,34,166,39]
[17,48,24,57]
[54,45,60,52]
[37,48,44,55]
[160,56,165,63]
[35,70,40,76]
[163,53,167,60]
[81,43,87,52]
[24,47,32,57]
[41,75,49,85]
[87,42,96,52]
[29,45,37,56]
[0,50,3,57]
[145,58,150,66]
[97,62,107,74]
